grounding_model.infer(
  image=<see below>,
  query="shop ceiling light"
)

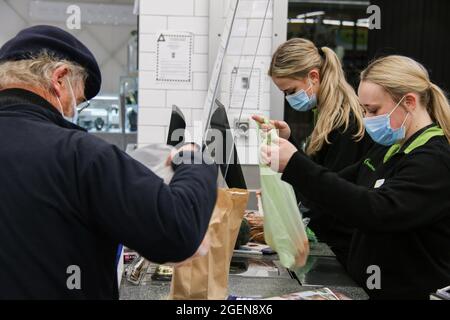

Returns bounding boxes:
[357,18,369,28]
[288,18,316,24]
[342,21,355,27]
[322,19,341,26]
[296,11,325,19]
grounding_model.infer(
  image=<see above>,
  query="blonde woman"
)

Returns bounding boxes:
[260,55,450,299]
[254,38,373,266]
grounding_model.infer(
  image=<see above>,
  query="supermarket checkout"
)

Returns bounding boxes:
[0,25,218,299]
[254,55,450,299]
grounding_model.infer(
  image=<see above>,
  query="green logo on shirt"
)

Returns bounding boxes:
[363,158,376,172]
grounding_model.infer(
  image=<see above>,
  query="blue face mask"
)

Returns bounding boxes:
[363,96,410,146]
[285,79,317,112]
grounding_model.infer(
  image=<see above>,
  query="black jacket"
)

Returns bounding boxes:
[0,89,218,299]
[290,115,373,265]
[283,124,450,299]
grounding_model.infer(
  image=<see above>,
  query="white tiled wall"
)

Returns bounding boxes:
[216,0,274,164]
[138,0,210,146]
[138,0,275,165]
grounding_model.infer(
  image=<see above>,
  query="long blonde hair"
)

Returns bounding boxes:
[361,55,450,143]
[269,38,365,155]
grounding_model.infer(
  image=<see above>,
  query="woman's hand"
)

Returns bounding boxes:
[252,115,291,140]
[260,136,298,173]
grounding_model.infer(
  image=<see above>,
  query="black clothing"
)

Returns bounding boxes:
[290,115,373,265]
[0,89,218,299]
[283,124,450,299]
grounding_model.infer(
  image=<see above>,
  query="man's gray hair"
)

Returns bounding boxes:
[0,50,88,97]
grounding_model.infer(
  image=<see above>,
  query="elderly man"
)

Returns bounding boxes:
[0,25,218,299]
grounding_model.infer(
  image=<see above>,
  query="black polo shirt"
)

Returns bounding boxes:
[290,114,373,266]
[283,124,450,299]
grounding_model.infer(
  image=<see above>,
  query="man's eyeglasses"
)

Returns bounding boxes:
[77,100,90,113]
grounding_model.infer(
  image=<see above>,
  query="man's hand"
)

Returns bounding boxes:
[252,114,291,140]
[166,143,199,166]
[167,234,210,267]
[260,136,298,173]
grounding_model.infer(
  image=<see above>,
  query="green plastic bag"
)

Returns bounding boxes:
[258,121,309,269]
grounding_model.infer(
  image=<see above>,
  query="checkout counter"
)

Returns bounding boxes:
[119,242,369,300]
[118,161,368,300]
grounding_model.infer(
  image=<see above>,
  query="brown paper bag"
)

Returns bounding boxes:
[169,188,249,300]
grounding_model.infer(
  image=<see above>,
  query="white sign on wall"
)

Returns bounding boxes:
[229,67,261,110]
[156,33,193,83]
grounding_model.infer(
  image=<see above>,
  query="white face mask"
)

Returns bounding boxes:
[56,78,78,124]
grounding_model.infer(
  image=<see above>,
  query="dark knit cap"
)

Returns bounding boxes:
[0,25,101,99]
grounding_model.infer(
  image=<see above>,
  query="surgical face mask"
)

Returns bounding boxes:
[363,96,410,146]
[56,78,78,124]
[285,78,317,112]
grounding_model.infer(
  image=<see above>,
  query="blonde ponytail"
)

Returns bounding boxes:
[269,38,365,156]
[429,83,450,143]
[314,47,365,155]
[361,55,450,143]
